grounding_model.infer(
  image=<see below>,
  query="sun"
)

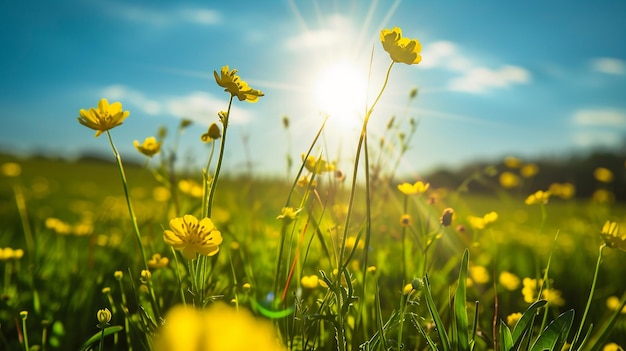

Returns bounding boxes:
[313,61,368,131]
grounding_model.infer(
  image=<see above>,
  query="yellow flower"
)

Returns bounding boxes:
[504,156,523,168]
[214,66,264,103]
[276,207,300,221]
[1,162,21,177]
[97,308,112,326]
[154,303,286,351]
[522,278,539,303]
[201,123,221,142]
[549,182,575,199]
[601,220,626,251]
[302,154,334,174]
[499,172,521,189]
[397,181,430,195]
[301,275,319,289]
[400,214,412,227]
[134,136,162,157]
[163,215,223,259]
[403,283,414,295]
[468,211,498,230]
[542,288,565,306]
[593,189,615,204]
[148,253,170,269]
[520,163,539,178]
[178,179,203,198]
[506,312,522,327]
[525,190,550,205]
[603,343,624,351]
[499,271,521,291]
[594,167,614,183]
[78,98,130,137]
[469,265,490,285]
[380,27,422,65]
[606,296,626,313]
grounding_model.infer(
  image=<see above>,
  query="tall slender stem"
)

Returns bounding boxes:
[571,244,605,349]
[207,95,234,218]
[106,131,149,271]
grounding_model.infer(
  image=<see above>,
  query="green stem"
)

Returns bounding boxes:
[20,313,29,351]
[98,327,105,351]
[106,131,149,271]
[572,244,605,350]
[207,95,234,218]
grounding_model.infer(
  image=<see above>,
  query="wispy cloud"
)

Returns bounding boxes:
[102,2,220,27]
[572,108,626,127]
[572,131,622,147]
[283,14,355,51]
[421,40,531,94]
[590,57,626,75]
[101,85,252,125]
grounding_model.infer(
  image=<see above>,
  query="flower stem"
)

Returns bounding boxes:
[571,244,605,350]
[106,131,149,271]
[20,312,29,351]
[207,95,234,219]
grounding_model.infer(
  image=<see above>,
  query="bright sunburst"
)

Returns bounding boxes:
[313,61,368,131]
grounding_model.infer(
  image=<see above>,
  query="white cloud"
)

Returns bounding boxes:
[572,108,626,127]
[448,65,531,93]
[103,2,220,27]
[590,57,626,75]
[284,14,355,51]
[420,41,472,71]
[102,85,162,115]
[573,131,621,147]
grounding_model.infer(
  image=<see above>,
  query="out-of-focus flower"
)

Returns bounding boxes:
[520,163,539,178]
[345,236,364,250]
[397,181,430,195]
[594,167,614,183]
[593,189,615,204]
[214,66,264,103]
[178,179,203,198]
[154,303,286,351]
[1,162,21,177]
[506,312,522,328]
[380,27,422,65]
[549,182,575,199]
[403,283,414,295]
[301,275,319,289]
[400,214,412,227]
[440,208,454,227]
[276,207,300,221]
[0,247,25,261]
[468,265,490,285]
[302,154,334,174]
[525,190,551,205]
[601,220,626,251]
[114,271,123,280]
[499,172,521,189]
[78,98,130,137]
[504,156,522,168]
[603,343,624,351]
[163,215,223,259]
[606,296,626,313]
[153,186,171,202]
[201,123,221,143]
[468,211,498,230]
[134,136,161,157]
[148,253,170,269]
[542,288,565,306]
[499,271,521,291]
[522,278,539,303]
[297,175,317,188]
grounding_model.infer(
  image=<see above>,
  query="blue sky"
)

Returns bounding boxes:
[1,0,625,178]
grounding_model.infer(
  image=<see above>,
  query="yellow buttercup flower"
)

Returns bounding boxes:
[301,275,319,289]
[78,98,130,137]
[506,312,522,328]
[499,172,520,189]
[549,182,575,199]
[147,253,170,269]
[520,163,539,178]
[504,156,522,168]
[201,123,221,142]
[1,162,21,177]
[594,167,614,183]
[400,214,412,227]
[397,181,430,195]
[97,308,112,326]
[380,27,422,65]
[154,303,286,351]
[276,207,301,221]
[134,136,161,157]
[499,271,521,291]
[522,277,539,303]
[601,220,626,251]
[163,215,223,259]
[468,211,498,230]
[606,296,626,313]
[603,343,624,351]
[525,190,550,205]
[302,154,334,174]
[214,65,264,103]
[440,208,454,227]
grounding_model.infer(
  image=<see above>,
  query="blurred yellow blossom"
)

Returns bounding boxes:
[380,27,422,65]
[468,211,498,230]
[178,179,203,198]
[403,283,414,295]
[153,186,171,202]
[506,312,522,327]
[276,207,300,221]
[603,343,624,351]
[163,215,223,259]
[154,303,286,351]
[400,214,412,227]
[301,275,319,289]
[134,136,161,157]
[594,167,614,183]
[593,189,615,204]
[542,288,565,306]
[0,247,24,261]
[499,271,521,291]
[525,190,550,205]
[302,154,334,174]
[148,253,169,269]
[214,66,264,103]
[549,182,575,199]
[606,296,626,313]
[439,208,454,227]
[397,181,430,195]
[297,175,317,188]
[504,156,522,168]
[201,123,221,142]
[345,236,364,250]
[520,163,539,178]
[1,162,21,177]
[601,220,626,251]
[522,278,539,303]
[468,265,490,285]
[78,98,130,137]
[499,172,521,188]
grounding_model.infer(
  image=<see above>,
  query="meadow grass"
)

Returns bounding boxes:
[1,27,626,351]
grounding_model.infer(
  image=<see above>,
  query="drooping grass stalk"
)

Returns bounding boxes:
[106,131,149,271]
[571,243,606,350]
[206,95,233,218]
